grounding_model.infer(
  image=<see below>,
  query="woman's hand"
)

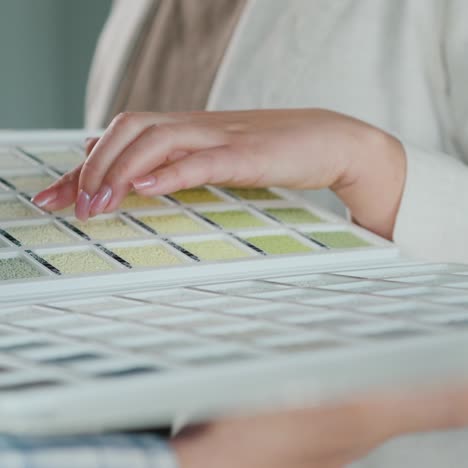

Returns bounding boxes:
[171,384,468,468]
[32,109,406,239]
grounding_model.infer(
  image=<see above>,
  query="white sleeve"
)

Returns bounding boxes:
[393,145,468,263]
[393,0,468,264]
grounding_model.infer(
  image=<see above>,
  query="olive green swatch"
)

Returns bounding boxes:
[245,235,314,255]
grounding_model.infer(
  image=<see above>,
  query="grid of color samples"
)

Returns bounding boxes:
[0,142,383,285]
[0,260,465,415]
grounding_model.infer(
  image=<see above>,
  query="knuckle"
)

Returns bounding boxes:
[151,124,176,144]
[111,159,133,184]
[111,112,139,131]
[169,165,188,190]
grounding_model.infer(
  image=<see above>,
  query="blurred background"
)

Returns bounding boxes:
[0,0,111,129]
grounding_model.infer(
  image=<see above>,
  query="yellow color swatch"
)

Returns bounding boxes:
[36,150,83,171]
[181,239,251,261]
[0,153,34,170]
[7,223,72,246]
[112,244,183,267]
[73,218,140,240]
[0,199,39,220]
[8,174,56,193]
[42,250,114,274]
[138,213,208,235]
[171,188,222,204]
[119,193,165,210]
[226,188,281,201]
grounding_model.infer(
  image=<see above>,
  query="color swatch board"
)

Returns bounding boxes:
[0,131,396,304]
[0,132,466,436]
[0,259,467,435]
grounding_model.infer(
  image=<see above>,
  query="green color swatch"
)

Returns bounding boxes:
[43,250,114,274]
[308,231,370,249]
[246,235,314,255]
[181,239,251,261]
[35,150,83,171]
[113,244,183,267]
[7,223,72,246]
[8,174,56,193]
[202,210,267,230]
[265,208,321,225]
[226,188,281,201]
[138,213,207,235]
[171,188,222,204]
[0,153,33,170]
[119,193,164,210]
[0,257,43,280]
[54,205,76,217]
[0,199,38,219]
[73,218,139,240]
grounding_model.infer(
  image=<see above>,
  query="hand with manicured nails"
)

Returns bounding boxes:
[32,109,406,239]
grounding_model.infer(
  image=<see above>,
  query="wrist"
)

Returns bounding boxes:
[332,123,406,240]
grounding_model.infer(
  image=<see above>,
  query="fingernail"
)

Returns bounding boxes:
[132,175,157,191]
[75,190,91,222]
[89,185,112,217]
[31,189,58,208]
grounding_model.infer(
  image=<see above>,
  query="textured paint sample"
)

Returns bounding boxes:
[309,231,370,249]
[42,250,114,274]
[73,218,140,240]
[119,193,164,210]
[171,188,222,204]
[35,150,83,171]
[202,210,267,229]
[181,240,250,261]
[0,153,33,170]
[265,208,321,225]
[246,235,313,255]
[112,245,183,267]
[0,199,38,220]
[54,205,76,217]
[0,257,42,280]
[226,188,281,200]
[8,174,56,193]
[138,213,207,235]
[7,223,72,246]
